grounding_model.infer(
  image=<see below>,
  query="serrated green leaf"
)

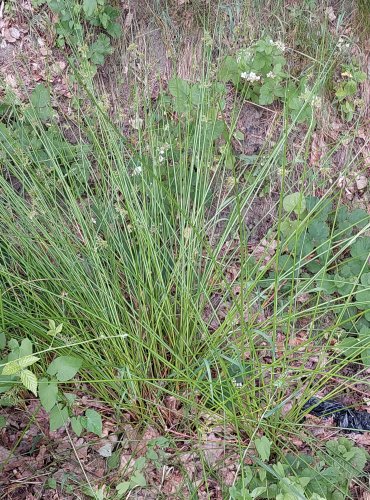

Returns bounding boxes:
[84,409,102,436]
[83,0,97,17]
[218,56,240,85]
[47,356,82,382]
[30,84,53,121]
[283,192,306,215]
[2,361,22,375]
[255,436,271,462]
[49,404,69,431]
[39,378,58,412]
[18,355,40,370]
[20,369,38,396]
[307,220,329,246]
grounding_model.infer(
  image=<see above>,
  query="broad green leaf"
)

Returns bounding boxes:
[218,56,240,85]
[168,77,191,113]
[350,237,370,261]
[130,471,146,487]
[83,0,97,17]
[49,404,69,431]
[307,220,329,246]
[255,436,271,462]
[30,84,53,121]
[116,482,130,496]
[18,355,40,370]
[39,378,58,412]
[47,356,82,382]
[283,192,306,215]
[71,416,84,436]
[2,361,22,375]
[20,369,38,396]
[84,409,102,436]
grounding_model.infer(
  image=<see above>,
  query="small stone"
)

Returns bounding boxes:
[337,176,347,189]
[356,174,367,191]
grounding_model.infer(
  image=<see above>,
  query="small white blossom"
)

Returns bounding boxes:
[240,71,261,82]
[266,71,276,78]
[132,165,142,175]
[311,95,322,109]
[269,39,285,52]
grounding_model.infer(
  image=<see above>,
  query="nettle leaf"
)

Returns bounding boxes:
[283,193,306,215]
[83,0,97,17]
[255,436,271,462]
[84,409,102,436]
[39,378,58,412]
[47,356,82,382]
[49,404,69,431]
[20,369,38,396]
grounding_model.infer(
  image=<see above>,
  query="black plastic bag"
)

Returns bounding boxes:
[303,397,370,432]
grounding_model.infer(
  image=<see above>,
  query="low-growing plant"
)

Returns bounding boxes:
[259,192,370,367]
[0,84,91,196]
[0,321,103,436]
[334,64,367,121]
[218,38,319,123]
[230,436,369,499]
[31,0,120,73]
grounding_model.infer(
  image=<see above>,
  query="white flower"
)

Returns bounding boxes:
[267,71,276,78]
[269,39,285,52]
[311,95,322,109]
[240,71,261,82]
[159,155,165,163]
[132,165,142,175]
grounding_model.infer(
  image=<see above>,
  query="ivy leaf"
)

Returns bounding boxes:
[83,0,97,17]
[255,436,271,462]
[49,404,69,431]
[283,193,306,215]
[84,409,102,436]
[47,356,82,382]
[20,369,38,396]
[39,378,58,412]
